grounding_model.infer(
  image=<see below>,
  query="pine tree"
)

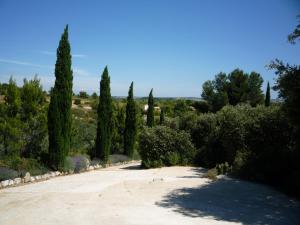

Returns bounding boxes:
[146,89,154,127]
[159,108,165,125]
[124,82,137,158]
[265,82,270,107]
[48,25,73,170]
[5,77,20,118]
[95,66,112,162]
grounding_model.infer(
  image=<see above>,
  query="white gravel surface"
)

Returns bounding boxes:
[0,162,299,225]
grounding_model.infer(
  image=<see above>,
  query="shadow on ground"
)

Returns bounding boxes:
[156,177,300,225]
[120,164,143,170]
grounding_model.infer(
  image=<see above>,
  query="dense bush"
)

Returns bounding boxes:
[179,104,299,196]
[139,126,196,168]
[0,167,18,181]
[74,98,81,105]
[68,155,90,173]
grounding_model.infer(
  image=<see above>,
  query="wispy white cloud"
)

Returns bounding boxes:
[0,58,52,69]
[73,68,90,76]
[72,54,87,58]
[40,50,55,55]
[40,51,87,58]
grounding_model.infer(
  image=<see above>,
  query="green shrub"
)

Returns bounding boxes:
[0,167,18,181]
[216,162,231,175]
[69,155,90,173]
[166,152,180,166]
[139,126,195,168]
[109,154,130,164]
[6,156,48,176]
[204,168,218,181]
[63,157,75,173]
[74,98,81,105]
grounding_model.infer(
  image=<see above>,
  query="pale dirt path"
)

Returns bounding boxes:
[0,162,299,225]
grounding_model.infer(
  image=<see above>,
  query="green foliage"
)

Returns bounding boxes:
[173,99,189,116]
[74,98,81,105]
[20,76,45,119]
[22,110,48,159]
[288,14,300,44]
[79,91,89,98]
[227,69,249,105]
[180,104,298,196]
[204,168,217,181]
[1,156,48,176]
[192,100,209,113]
[95,66,112,162]
[146,89,154,127]
[216,162,231,175]
[5,77,21,118]
[159,108,165,125]
[48,25,73,170]
[63,156,75,173]
[247,72,264,107]
[68,155,90,173]
[91,92,98,99]
[139,126,196,168]
[0,167,18,181]
[265,82,270,107]
[111,101,128,155]
[270,60,300,147]
[202,69,264,112]
[124,82,137,158]
[0,115,24,156]
[71,115,96,155]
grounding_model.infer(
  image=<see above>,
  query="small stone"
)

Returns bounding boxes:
[41,174,49,180]
[8,180,14,186]
[1,180,9,187]
[35,175,41,180]
[30,177,35,182]
[14,178,21,185]
[55,171,60,176]
[24,172,31,183]
[88,166,94,171]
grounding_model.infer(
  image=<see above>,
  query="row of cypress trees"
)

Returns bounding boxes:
[48,26,140,169]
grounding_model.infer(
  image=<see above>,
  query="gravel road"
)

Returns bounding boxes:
[0,162,299,225]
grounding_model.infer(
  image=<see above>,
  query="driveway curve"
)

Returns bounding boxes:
[0,162,299,225]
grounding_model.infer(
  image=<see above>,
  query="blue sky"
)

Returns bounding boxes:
[0,0,299,97]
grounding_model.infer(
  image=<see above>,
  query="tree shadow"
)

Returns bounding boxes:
[156,177,300,225]
[120,164,143,170]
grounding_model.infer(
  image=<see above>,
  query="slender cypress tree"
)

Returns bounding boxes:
[265,82,270,107]
[95,66,112,162]
[124,82,137,158]
[146,89,154,127]
[48,25,73,170]
[159,108,165,125]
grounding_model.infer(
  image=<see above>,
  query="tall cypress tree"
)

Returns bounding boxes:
[265,82,271,107]
[124,82,137,158]
[159,108,165,125]
[95,66,112,162]
[48,25,73,170]
[146,89,154,127]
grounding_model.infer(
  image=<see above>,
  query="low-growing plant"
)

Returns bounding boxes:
[68,155,90,173]
[74,98,81,105]
[216,162,231,175]
[204,168,218,181]
[0,167,18,181]
[62,157,75,173]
